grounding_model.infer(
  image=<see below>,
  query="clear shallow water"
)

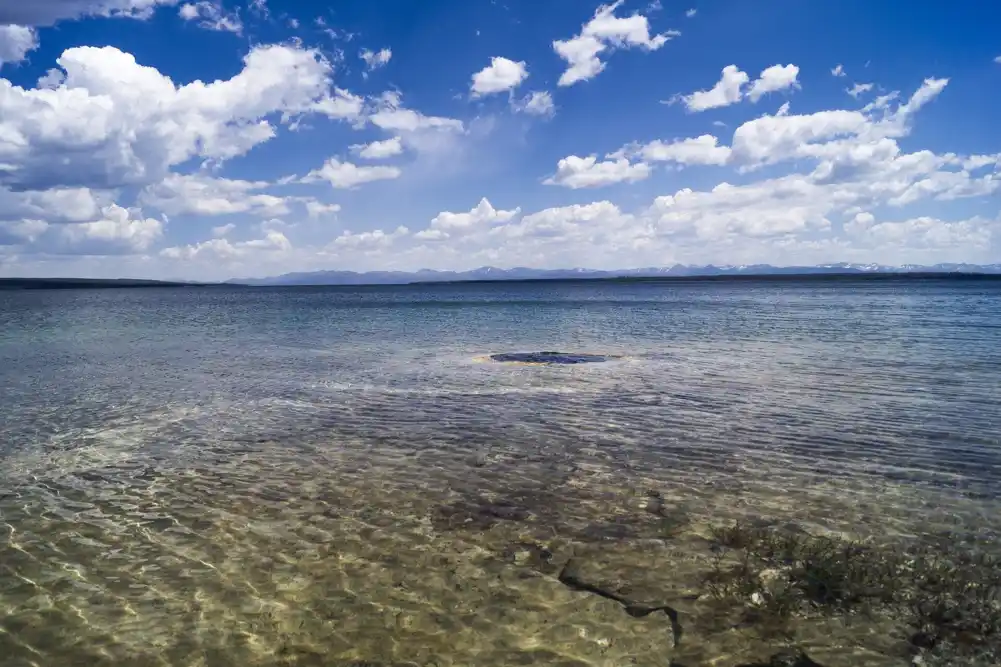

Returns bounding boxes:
[1,279,999,666]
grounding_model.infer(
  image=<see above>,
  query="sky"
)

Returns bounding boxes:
[0,0,1000,280]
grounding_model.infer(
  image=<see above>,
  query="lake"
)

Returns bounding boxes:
[1,278,999,666]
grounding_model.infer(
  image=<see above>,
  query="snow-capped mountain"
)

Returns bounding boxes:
[232,263,1001,286]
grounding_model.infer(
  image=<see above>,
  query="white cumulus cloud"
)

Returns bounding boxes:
[746,64,800,102]
[0,43,357,191]
[330,226,409,250]
[139,173,293,217]
[492,202,636,265]
[545,155,651,188]
[853,215,991,250]
[679,64,799,111]
[60,204,163,254]
[1,15,992,278]
[351,136,404,159]
[0,187,108,226]
[385,77,990,271]
[305,201,341,218]
[618,134,732,165]
[513,91,556,116]
[471,56,528,96]
[416,198,520,240]
[554,0,678,87]
[679,65,749,111]
[303,158,401,189]
[0,25,38,67]
[162,229,291,261]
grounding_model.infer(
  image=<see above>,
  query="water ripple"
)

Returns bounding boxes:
[1,279,1000,665]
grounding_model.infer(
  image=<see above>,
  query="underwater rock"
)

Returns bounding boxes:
[643,489,666,516]
[489,351,611,365]
[557,558,684,648]
[642,492,691,537]
[338,663,423,667]
[572,518,644,542]
[502,541,563,576]
[735,649,825,667]
[432,498,532,531]
[569,509,689,543]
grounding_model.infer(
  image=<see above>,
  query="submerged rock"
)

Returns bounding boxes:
[489,351,611,365]
[502,541,560,574]
[557,558,685,648]
[736,649,826,667]
[432,498,532,531]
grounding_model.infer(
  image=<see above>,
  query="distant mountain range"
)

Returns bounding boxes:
[233,263,1001,286]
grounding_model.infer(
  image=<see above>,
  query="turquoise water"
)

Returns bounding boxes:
[1,278,999,666]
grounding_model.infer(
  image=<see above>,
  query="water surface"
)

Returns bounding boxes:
[1,278,999,666]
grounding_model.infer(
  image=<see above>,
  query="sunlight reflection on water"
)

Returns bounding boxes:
[1,279,1000,666]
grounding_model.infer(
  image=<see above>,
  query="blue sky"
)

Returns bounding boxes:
[0,0,999,279]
